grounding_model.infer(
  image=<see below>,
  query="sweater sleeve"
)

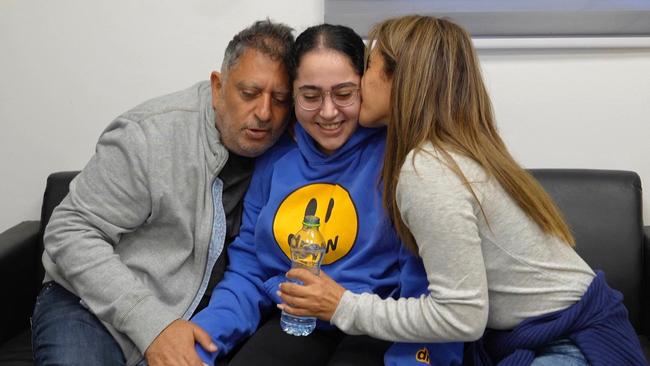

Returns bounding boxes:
[43,118,178,352]
[191,153,276,364]
[331,151,489,342]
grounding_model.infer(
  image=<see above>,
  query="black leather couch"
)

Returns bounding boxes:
[1,169,649,364]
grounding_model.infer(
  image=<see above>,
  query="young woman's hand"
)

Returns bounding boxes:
[277,269,346,322]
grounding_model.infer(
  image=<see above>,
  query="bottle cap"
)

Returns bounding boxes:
[303,215,320,227]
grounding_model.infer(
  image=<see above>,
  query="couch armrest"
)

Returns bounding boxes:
[0,220,40,345]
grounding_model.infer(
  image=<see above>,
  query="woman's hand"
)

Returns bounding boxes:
[277,268,346,322]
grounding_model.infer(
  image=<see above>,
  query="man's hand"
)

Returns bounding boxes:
[277,269,346,322]
[145,319,217,366]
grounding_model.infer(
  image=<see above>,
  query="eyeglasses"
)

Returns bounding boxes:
[295,87,360,111]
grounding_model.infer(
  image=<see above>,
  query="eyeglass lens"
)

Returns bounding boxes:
[297,87,359,110]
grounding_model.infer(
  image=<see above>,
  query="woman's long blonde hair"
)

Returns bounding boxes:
[368,15,574,253]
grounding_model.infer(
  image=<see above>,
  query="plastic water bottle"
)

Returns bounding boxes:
[280,215,326,336]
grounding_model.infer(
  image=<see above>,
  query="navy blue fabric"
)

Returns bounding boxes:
[468,271,647,366]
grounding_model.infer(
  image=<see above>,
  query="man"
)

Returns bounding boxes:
[31,19,294,366]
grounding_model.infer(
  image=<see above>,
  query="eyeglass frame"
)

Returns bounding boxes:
[294,86,361,111]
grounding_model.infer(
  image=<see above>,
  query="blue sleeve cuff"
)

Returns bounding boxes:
[262,274,287,304]
[195,343,218,365]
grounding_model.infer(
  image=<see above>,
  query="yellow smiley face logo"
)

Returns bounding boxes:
[273,183,358,265]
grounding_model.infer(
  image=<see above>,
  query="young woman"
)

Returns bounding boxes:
[191,23,461,366]
[278,16,647,365]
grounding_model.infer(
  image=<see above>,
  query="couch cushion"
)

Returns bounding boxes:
[641,227,650,335]
[530,169,644,332]
[38,171,81,237]
[0,329,33,366]
[33,171,80,293]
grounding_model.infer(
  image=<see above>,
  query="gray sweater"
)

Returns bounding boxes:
[332,144,595,342]
[42,81,228,365]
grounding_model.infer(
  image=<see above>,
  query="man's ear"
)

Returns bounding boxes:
[210,71,223,108]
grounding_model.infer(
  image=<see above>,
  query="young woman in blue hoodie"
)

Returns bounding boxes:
[277,16,647,366]
[191,23,462,366]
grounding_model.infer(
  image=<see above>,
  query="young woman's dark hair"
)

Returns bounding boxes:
[291,24,365,81]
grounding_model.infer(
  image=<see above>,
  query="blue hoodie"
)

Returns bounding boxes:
[192,124,403,363]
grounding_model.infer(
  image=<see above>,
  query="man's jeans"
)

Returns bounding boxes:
[31,282,127,366]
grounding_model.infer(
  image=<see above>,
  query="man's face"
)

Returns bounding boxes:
[211,48,291,157]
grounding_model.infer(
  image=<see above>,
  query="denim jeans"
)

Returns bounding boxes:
[31,282,127,366]
[531,339,589,366]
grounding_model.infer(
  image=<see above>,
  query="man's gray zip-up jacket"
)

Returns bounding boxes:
[42,81,228,365]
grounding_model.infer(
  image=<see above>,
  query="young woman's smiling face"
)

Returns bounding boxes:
[294,49,361,155]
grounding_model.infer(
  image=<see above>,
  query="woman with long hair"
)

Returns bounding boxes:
[278,15,647,365]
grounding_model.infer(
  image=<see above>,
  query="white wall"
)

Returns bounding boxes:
[479,47,650,225]
[0,0,324,232]
[1,1,648,232]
